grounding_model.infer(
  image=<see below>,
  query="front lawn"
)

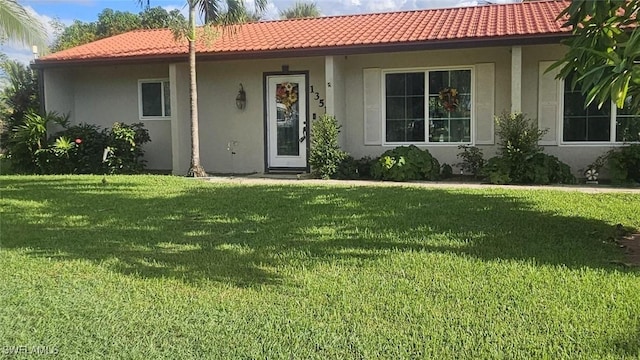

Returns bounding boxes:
[1,175,639,359]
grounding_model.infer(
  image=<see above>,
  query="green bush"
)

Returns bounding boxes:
[309,114,347,179]
[456,145,485,177]
[371,145,440,181]
[11,121,151,175]
[334,156,376,180]
[593,144,640,184]
[440,163,453,179]
[6,111,69,174]
[484,112,575,184]
[104,122,151,174]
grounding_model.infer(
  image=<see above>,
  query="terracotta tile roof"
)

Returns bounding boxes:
[36,0,570,65]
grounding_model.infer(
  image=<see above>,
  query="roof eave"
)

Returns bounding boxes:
[32,33,571,69]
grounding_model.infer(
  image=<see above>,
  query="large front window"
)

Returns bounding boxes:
[563,75,639,143]
[385,69,472,144]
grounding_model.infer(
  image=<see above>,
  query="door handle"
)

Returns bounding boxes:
[299,122,307,143]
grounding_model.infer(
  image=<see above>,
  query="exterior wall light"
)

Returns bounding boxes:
[236,83,246,110]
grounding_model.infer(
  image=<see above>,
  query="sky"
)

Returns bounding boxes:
[2,0,520,64]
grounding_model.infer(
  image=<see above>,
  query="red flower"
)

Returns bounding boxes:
[74,138,82,144]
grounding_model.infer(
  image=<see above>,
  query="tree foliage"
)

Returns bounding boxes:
[0,58,38,142]
[51,7,187,52]
[0,0,47,49]
[552,0,640,114]
[280,2,320,19]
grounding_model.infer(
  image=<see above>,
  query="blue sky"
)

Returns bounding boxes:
[2,0,520,63]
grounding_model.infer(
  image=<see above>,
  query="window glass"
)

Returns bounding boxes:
[428,70,471,143]
[563,75,611,141]
[616,96,640,142]
[385,72,425,142]
[163,81,171,117]
[141,82,162,117]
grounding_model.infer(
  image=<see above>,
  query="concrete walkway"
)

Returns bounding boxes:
[205,174,640,194]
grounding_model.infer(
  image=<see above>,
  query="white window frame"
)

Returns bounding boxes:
[381,66,475,146]
[138,79,171,120]
[559,78,639,146]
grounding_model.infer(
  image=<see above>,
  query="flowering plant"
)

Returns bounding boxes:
[276,82,299,118]
[438,87,459,112]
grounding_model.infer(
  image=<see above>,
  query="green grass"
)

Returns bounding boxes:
[1,175,639,359]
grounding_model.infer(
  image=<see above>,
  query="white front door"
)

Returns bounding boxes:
[266,75,307,169]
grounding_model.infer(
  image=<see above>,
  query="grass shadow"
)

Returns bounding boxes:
[1,176,639,288]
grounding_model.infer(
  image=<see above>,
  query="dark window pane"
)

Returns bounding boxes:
[407,120,425,142]
[141,82,162,117]
[385,74,405,96]
[407,96,424,119]
[563,117,587,141]
[452,94,471,118]
[449,119,470,142]
[450,70,471,93]
[386,97,405,119]
[386,120,407,142]
[406,73,425,96]
[586,116,610,141]
[429,71,447,95]
[163,81,171,116]
[564,92,586,117]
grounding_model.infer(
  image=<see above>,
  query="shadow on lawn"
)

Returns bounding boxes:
[1,177,638,288]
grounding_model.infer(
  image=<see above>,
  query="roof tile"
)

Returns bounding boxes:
[37,0,570,64]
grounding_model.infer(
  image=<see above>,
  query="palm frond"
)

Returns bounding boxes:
[0,0,47,49]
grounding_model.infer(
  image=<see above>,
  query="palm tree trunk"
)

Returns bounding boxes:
[186,1,207,177]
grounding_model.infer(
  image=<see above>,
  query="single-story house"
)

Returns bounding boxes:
[32,0,639,176]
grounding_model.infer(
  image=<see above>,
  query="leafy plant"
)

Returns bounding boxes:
[371,145,440,181]
[104,122,151,174]
[440,163,453,179]
[456,145,485,178]
[335,156,376,180]
[309,114,347,179]
[6,111,69,174]
[484,112,575,184]
[592,144,640,184]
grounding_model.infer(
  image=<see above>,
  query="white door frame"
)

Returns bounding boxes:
[264,72,309,171]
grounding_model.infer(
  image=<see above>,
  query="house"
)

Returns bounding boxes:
[31,0,638,176]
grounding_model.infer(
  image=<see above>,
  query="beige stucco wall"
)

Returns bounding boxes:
[43,43,620,177]
[341,46,513,168]
[171,57,326,174]
[44,64,173,170]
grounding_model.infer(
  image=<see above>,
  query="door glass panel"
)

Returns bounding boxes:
[275,81,300,156]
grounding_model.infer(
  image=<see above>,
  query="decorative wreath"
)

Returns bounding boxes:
[276,82,299,117]
[438,87,459,112]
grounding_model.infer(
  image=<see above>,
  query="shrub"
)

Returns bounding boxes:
[335,156,376,180]
[56,123,109,174]
[592,144,640,184]
[371,145,440,181]
[309,114,347,179]
[6,111,69,174]
[484,112,575,184]
[104,122,151,174]
[440,163,453,179]
[456,145,485,177]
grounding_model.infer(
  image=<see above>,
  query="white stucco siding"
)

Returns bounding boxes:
[342,47,512,168]
[191,57,325,174]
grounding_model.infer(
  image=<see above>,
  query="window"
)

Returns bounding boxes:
[384,68,472,144]
[562,75,639,143]
[139,79,170,118]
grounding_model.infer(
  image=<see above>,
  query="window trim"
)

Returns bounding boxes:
[558,78,639,146]
[138,78,171,120]
[381,66,475,146]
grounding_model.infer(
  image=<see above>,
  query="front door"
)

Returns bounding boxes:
[266,75,307,169]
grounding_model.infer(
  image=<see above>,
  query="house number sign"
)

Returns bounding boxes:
[309,85,325,108]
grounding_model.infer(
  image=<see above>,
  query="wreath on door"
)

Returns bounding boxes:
[438,87,459,112]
